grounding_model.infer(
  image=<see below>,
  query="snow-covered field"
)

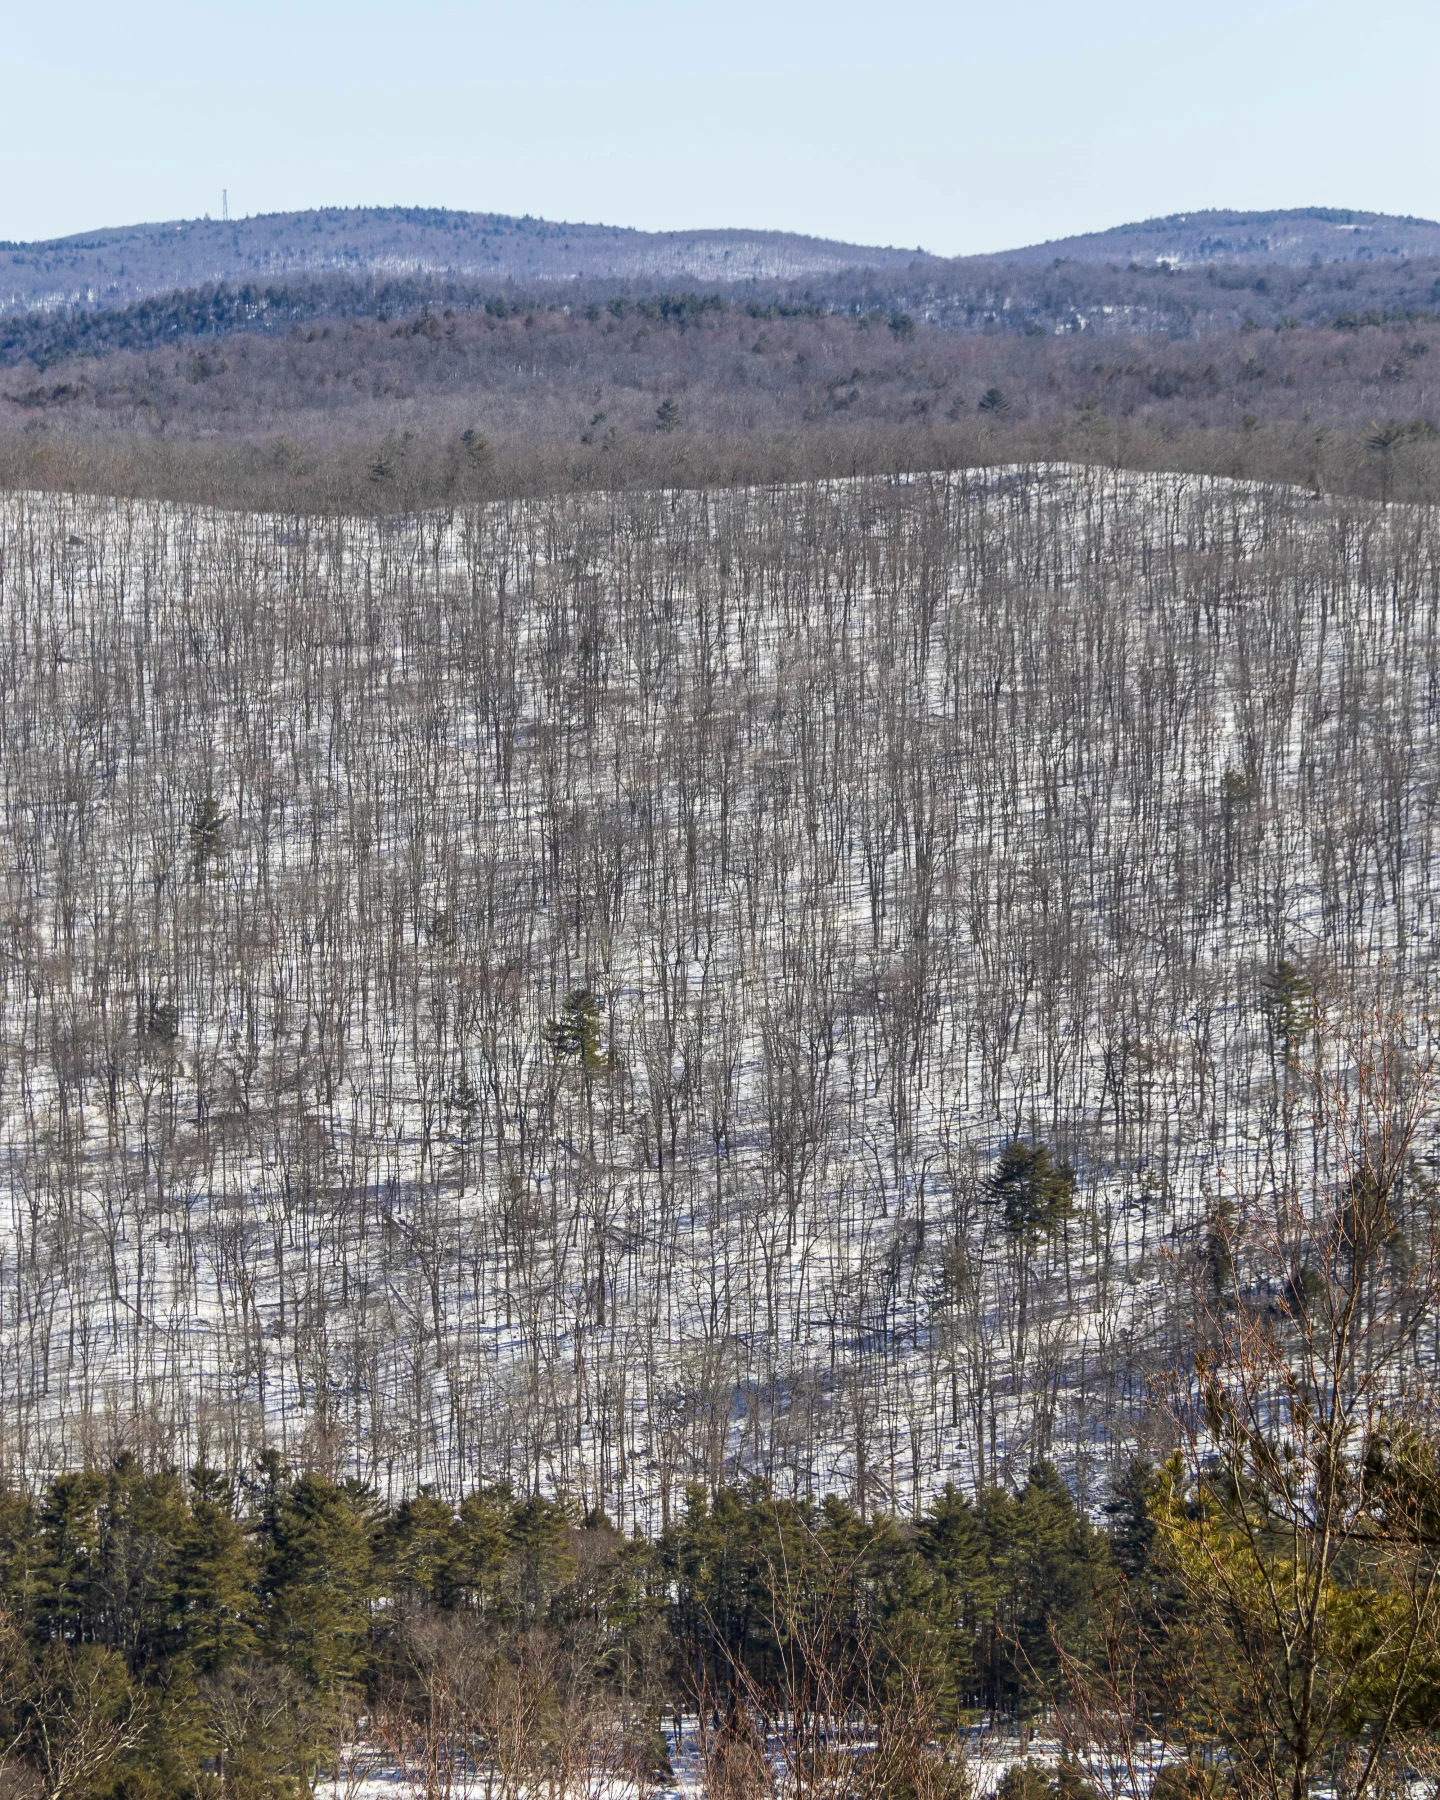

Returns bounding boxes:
[0,465,1433,1517]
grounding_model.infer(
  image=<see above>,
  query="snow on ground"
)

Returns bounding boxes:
[0,465,1433,1517]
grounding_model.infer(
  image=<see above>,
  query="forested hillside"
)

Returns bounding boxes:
[0,208,931,316]
[0,465,1432,1516]
[5,257,1440,519]
[4,206,1435,324]
[5,297,1440,518]
[0,460,1437,1799]
[988,206,1440,266]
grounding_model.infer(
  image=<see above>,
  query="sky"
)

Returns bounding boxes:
[2,0,1435,256]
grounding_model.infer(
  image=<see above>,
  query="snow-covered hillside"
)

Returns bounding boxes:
[0,467,1433,1520]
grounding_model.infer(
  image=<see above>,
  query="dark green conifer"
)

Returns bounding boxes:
[987,1140,1076,1243]
[260,1472,376,1690]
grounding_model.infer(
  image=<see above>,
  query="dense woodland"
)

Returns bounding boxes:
[5,250,1440,515]
[9,291,1440,451]
[3,312,1439,517]
[0,463,1432,1494]
[0,449,1437,1794]
[7,250,1440,371]
[0,1457,1115,1796]
[2,1418,1440,1800]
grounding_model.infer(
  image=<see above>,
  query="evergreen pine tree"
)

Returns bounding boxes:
[261,1473,376,1690]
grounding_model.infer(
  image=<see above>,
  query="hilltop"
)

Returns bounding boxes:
[0,204,935,315]
[989,205,1440,267]
[4,205,1438,321]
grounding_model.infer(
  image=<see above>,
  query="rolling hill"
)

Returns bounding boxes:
[0,205,936,315]
[4,205,1438,322]
[989,206,1440,267]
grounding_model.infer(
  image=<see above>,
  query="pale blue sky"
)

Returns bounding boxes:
[2,0,1433,255]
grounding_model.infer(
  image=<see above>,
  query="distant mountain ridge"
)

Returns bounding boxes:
[4,204,1438,321]
[988,207,1440,267]
[0,206,935,315]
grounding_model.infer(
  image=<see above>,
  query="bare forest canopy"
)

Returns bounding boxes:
[4,221,1440,515]
[7,250,1440,364]
[0,466,1435,1532]
[4,287,1440,513]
